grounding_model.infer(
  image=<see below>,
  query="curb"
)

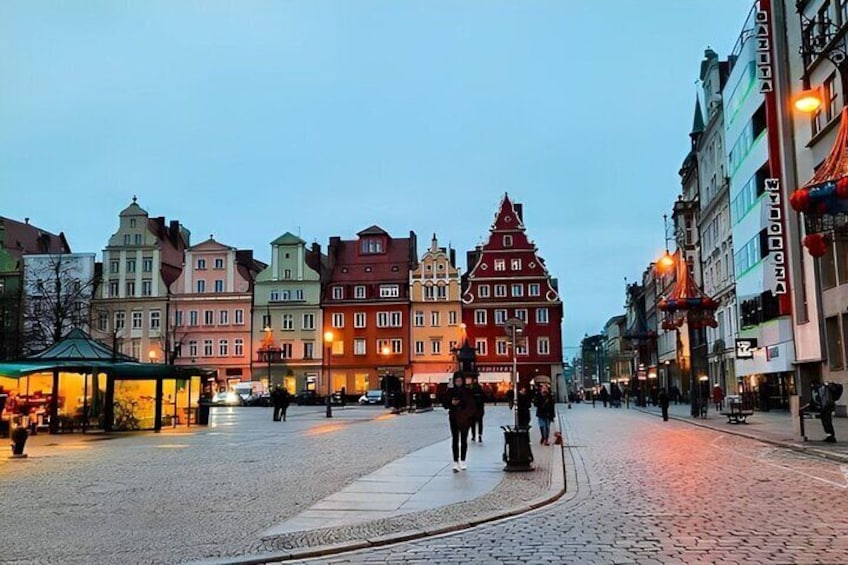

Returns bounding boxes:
[201,435,567,565]
[636,407,848,464]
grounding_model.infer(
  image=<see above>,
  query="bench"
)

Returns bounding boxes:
[720,403,753,424]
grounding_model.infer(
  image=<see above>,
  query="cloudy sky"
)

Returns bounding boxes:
[1,1,747,352]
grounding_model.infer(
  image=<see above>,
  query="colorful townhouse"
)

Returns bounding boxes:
[91,198,189,363]
[409,235,464,388]
[171,237,265,387]
[321,226,418,398]
[461,195,564,396]
[251,233,323,394]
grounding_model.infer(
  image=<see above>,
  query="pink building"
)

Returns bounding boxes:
[171,237,266,386]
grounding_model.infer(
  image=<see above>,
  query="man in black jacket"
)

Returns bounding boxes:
[469,375,485,442]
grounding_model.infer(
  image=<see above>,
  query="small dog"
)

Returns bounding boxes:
[553,431,563,445]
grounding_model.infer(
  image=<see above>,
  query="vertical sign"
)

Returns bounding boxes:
[756,9,773,93]
[766,178,788,294]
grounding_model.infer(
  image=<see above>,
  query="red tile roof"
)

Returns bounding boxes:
[0,216,70,260]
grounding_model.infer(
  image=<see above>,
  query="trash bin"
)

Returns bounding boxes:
[196,402,210,426]
[502,425,534,472]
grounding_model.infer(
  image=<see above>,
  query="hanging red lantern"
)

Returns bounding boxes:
[804,233,828,257]
[790,188,811,212]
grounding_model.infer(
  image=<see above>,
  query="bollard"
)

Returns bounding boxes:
[10,426,29,459]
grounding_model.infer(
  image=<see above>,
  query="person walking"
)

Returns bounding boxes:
[818,382,837,443]
[535,385,556,445]
[271,385,285,422]
[659,387,670,421]
[469,375,485,443]
[516,386,532,428]
[599,385,610,408]
[712,384,725,412]
[279,387,291,422]
[443,373,476,472]
[610,383,622,408]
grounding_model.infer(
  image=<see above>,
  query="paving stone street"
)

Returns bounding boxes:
[302,404,848,565]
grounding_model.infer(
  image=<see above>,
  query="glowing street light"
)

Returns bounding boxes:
[793,87,823,114]
[324,331,334,418]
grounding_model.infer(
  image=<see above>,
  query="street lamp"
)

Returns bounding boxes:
[504,318,526,429]
[324,330,334,418]
[380,345,391,408]
[148,349,157,363]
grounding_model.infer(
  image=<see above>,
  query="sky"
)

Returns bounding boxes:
[1,0,749,352]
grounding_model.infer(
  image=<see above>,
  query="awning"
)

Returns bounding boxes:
[477,372,512,384]
[411,372,452,384]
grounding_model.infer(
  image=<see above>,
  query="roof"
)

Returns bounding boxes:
[357,225,389,237]
[0,216,71,260]
[327,230,416,283]
[691,97,705,137]
[271,232,306,246]
[28,328,135,361]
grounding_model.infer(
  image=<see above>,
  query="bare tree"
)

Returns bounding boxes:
[23,254,97,354]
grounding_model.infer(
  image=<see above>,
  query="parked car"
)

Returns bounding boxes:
[358,390,385,405]
[212,391,242,406]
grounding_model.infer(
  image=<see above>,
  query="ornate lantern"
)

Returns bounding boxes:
[657,251,718,331]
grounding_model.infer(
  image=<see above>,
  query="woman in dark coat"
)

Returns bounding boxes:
[534,385,556,445]
[443,373,476,472]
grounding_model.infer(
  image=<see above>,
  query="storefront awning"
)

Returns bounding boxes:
[477,372,512,383]
[411,372,452,383]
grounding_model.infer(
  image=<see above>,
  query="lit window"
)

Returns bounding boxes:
[354,339,367,356]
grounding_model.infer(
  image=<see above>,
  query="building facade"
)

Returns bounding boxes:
[461,195,564,394]
[0,217,71,360]
[409,235,464,388]
[252,233,323,394]
[171,237,264,386]
[321,226,418,398]
[91,198,190,363]
[22,252,97,355]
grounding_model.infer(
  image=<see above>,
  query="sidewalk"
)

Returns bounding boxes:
[194,406,565,565]
[636,401,848,462]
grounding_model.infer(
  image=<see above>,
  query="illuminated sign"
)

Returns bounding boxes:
[765,178,788,295]
[756,10,773,93]
[735,338,758,359]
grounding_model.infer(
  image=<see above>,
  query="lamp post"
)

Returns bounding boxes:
[324,330,333,418]
[504,318,526,429]
[381,345,391,408]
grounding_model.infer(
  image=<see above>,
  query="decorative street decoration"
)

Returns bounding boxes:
[657,250,718,331]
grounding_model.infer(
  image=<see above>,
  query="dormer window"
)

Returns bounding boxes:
[332,286,344,300]
[379,284,399,298]
[354,285,366,299]
[360,239,383,254]
[503,235,513,247]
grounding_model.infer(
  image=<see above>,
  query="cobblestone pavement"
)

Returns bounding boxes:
[0,405,455,565]
[300,404,848,564]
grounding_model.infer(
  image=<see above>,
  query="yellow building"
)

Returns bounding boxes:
[409,235,463,390]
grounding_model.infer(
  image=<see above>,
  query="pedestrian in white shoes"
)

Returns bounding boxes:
[442,372,475,472]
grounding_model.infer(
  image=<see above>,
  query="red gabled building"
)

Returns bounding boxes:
[321,226,418,398]
[462,195,563,395]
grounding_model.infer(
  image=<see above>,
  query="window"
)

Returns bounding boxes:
[280,343,293,359]
[215,258,224,270]
[516,339,528,356]
[233,309,244,325]
[332,313,344,328]
[302,313,315,330]
[98,312,109,332]
[281,290,291,301]
[538,337,550,355]
[511,259,521,271]
[355,285,366,299]
[515,309,527,322]
[219,340,229,357]
[142,257,153,272]
[109,281,119,297]
[189,340,198,357]
[123,234,131,246]
[150,310,161,330]
[431,340,442,355]
[174,311,183,327]
[436,285,447,300]
[132,311,143,329]
[189,311,198,326]
[360,239,383,254]
[391,311,402,327]
[134,234,142,245]
[234,339,244,357]
[354,338,367,356]
[377,312,389,328]
[114,311,126,330]
[448,311,458,325]
[479,285,490,298]
[536,308,549,324]
[282,314,294,330]
[197,280,206,293]
[283,268,291,279]
[197,259,206,270]
[826,73,839,124]
[475,338,488,356]
[449,340,458,352]
[415,341,425,355]
[494,259,506,271]
[430,311,441,326]
[110,260,119,273]
[126,259,136,273]
[494,309,507,325]
[142,280,152,296]
[826,316,843,370]
[219,310,228,325]
[414,311,425,327]
[204,310,214,325]
[511,284,523,297]
[495,285,507,297]
[332,340,344,355]
[295,289,304,301]
[496,339,509,356]
[503,235,513,247]
[354,312,366,328]
[529,283,541,297]
[474,310,487,325]
[303,342,314,359]
[332,286,343,300]
[261,314,271,330]
[380,284,399,298]
[391,338,403,354]
[270,290,281,302]
[424,285,435,300]
[126,281,135,296]
[377,338,391,354]
[214,280,224,293]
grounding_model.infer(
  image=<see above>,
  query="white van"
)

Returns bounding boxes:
[233,381,266,405]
